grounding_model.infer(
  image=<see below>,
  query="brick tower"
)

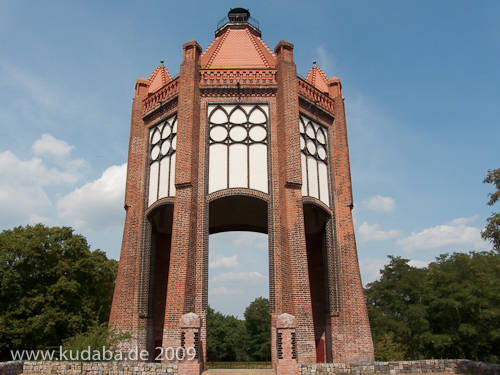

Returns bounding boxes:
[110,8,374,371]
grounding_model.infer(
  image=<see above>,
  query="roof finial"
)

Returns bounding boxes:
[313,60,317,67]
[160,60,164,66]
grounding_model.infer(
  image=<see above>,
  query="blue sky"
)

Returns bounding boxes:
[1,0,499,318]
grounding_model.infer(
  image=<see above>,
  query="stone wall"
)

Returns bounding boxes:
[0,362,23,375]
[1,359,499,375]
[22,361,177,375]
[299,360,500,375]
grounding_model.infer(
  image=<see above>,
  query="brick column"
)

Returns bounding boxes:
[178,313,202,375]
[275,314,298,375]
[272,40,316,364]
[328,80,374,362]
[109,77,150,354]
[162,39,203,356]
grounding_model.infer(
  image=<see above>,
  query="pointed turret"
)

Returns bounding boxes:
[305,61,330,94]
[148,61,172,94]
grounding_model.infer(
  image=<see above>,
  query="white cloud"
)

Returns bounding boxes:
[396,216,489,253]
[211,271,266,284]
[358,221,401,242]
[210,286,243,295]
[209,254,239,269]
[56,163,126,233]
[0,139,88,229]
[359,257,431,285]
[363,195,396,212]
[359,257,388,285]
[408,260,429,268]
[32,133,74,159]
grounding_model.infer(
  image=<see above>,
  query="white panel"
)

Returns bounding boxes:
[299,119,305,134]
[306,140,316,155]
[210,126,228,142]
[148,162,159,206]
[317,145,327,161]
[306,123,315,139]
[317,128,326,144]
[158,158,170,199]
[162,124,171,139]
[210,107,228,124]
[151,145,160,160]
[249,126,266,142]
[209,144,228,193]
[249,143,268,193]
[230,125,247,142]
[151,129,161,144]
[161,140,171,156]
[229,143,247,188]
[229,108,247,124]
[307,156,319,199]
[318,162,329,206]
[301,153,308,197]
[249,108,266,124]
[169,153,176,196]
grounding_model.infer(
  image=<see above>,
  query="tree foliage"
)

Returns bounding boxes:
[365,252,500,363]
[0,224,118,360]
[482,168,500,250]
[206,297,271,361]
[244,297,271,358]
[206,306,247,360]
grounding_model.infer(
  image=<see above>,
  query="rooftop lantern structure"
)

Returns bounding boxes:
[217,7,259,32]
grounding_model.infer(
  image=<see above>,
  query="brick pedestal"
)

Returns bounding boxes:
[178,313,202,375]
[275,314,299,375]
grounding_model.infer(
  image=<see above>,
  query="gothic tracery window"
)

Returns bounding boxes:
[148,114,177,206]
[300,115,330,206]
[208,104,269,194]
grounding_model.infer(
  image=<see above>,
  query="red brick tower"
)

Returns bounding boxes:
[110,8,374,371]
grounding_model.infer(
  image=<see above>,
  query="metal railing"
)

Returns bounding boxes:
[217,15,260,31]
[207,353,271,369]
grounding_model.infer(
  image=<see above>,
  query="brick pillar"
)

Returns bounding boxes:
[328,80,374,362]
[275,314,298,375]
[178,313,202,375]
[109,77,150,354]
[273,40,316,364]
[162,39,203,355]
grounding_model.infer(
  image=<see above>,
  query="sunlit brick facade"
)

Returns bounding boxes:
[110,8,374,374]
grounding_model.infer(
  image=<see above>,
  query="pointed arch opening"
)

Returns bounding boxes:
[303,202,330,363]
[148,203,174,360]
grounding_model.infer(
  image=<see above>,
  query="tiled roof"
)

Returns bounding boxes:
[201,27,276,69]
[148,64,172,93]
[305,65,330,94]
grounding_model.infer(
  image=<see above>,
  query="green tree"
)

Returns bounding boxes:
[244,297,271,358]
[62,323,130,357]
[365,256,429,360]
[482,168,500,250]
[0,224,118,360]
[426,251,500,362]
[206,306,247,361]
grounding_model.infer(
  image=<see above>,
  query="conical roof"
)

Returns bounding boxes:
[305,64,330,94]
[201,27,275,69]
[148,63,172,93]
